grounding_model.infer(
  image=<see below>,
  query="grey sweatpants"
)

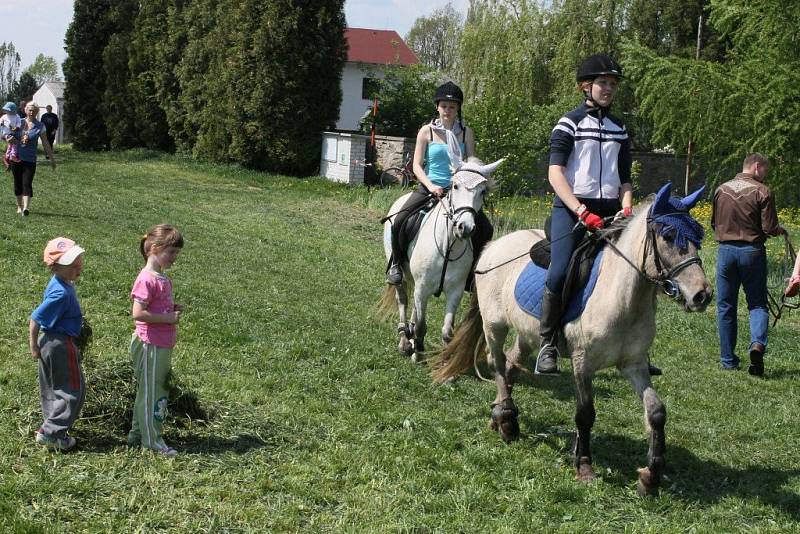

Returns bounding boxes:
[38,331,86,437]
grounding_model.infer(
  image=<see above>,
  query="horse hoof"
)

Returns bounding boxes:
[490,400,520,443]
[576,457,595,483]
[637,467,660,497]
[498,419,520,443]
[411,352,425,364]
[398,342,413,357]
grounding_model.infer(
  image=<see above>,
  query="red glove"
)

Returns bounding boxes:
[622,206,632,217]
[576,204,604,232]
[785,275,800,298]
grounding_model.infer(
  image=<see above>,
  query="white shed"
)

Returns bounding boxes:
[32,81,65,144]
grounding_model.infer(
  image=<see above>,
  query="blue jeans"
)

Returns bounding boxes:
[715,242,769,368]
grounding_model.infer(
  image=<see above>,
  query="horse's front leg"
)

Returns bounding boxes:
[487,324,519,442]
[573,368,596,482]
[622,363,666,496]
[395,281,413,357]
[441,283,465,345]
[410,288,429,363]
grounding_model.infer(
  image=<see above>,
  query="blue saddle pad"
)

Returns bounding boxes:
[513,249,604,323]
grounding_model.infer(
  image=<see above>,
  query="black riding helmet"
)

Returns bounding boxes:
[434,81,463,104]
[576,54,623,83]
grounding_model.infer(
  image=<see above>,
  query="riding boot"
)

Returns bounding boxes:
[535,286,562,375]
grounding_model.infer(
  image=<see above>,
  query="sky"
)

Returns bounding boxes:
[1,0,469,76]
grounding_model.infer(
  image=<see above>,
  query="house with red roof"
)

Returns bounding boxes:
[337,28,419,131]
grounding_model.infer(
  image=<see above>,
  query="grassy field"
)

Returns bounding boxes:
[1,148,799,532]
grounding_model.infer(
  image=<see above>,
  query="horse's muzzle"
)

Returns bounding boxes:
[455,220,475,239]
[686,286,713,311]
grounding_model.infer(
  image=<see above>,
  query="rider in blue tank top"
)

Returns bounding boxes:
[386,82,494,288]
[426,141,465,188]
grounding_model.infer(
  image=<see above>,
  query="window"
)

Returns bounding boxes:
[362,77,380,100]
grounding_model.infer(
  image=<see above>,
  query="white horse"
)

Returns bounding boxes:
[433,182,712,495]
[378,158,503,362]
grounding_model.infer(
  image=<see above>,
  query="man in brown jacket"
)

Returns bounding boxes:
[711,153,786,376]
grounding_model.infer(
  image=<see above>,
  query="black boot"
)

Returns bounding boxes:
[748,343,765,377]
[535,286,561,375]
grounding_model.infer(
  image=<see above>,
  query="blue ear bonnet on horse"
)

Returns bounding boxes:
[649,182,706,251]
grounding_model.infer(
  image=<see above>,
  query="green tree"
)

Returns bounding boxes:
[63,0,113,150]
[624,0,800,202]
[173,0,227,155]
[0,42,21,101]
[102,0,140,150]
[405,2,463,73]
[23,54,60,85]
[187,0,347,175]
[366,64,440,138]
[11,72,38,102]
[128,0,175,151]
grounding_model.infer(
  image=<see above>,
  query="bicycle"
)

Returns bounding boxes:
[379,156,415,188]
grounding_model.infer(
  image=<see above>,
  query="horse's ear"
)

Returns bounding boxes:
[680,185,706,210]
[479,158,505,176]
[652,182,673,215]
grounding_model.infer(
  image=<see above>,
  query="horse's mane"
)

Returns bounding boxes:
[596,196,704,252]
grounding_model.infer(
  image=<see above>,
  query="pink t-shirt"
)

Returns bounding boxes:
[131,269,177,348]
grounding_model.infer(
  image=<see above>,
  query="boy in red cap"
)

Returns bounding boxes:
[29,237,86,451]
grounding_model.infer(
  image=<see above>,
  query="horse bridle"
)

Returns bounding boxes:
[431,169,487,296]
[600,210,703,301]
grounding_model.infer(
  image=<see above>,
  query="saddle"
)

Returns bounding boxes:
[385,197,438,261]
[529,216,604,305]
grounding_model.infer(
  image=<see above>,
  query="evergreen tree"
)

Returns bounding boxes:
[189,0,347,174]
[102,0,140,150]
[11,72,38,102]
[174,0,225,154]
[128,0,179,152]
[63,0,113,150]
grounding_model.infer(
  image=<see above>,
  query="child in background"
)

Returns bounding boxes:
[128,224,184,456]
[30,237,87,451]
[1,101,21,169]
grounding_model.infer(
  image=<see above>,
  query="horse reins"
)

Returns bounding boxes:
[432,174,485,297]
[766,234,799,326]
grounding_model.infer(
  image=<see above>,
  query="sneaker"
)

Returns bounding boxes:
[154,445,178,457]
[386,264,403,285]
[35,430,76,451]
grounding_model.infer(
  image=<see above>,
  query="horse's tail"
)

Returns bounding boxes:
[431,292,486,383]
[374,284,397,320]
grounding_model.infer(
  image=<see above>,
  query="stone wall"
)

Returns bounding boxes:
[374,134,416,171]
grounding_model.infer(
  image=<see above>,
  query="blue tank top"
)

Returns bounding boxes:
[18,120,44,163]
[425,142,466,188]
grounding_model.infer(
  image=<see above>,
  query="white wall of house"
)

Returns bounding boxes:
[336,62,386,132]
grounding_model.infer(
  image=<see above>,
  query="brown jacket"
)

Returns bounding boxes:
[711,172,781,244]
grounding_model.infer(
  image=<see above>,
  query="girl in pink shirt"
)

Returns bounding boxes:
[128,224,184,456]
